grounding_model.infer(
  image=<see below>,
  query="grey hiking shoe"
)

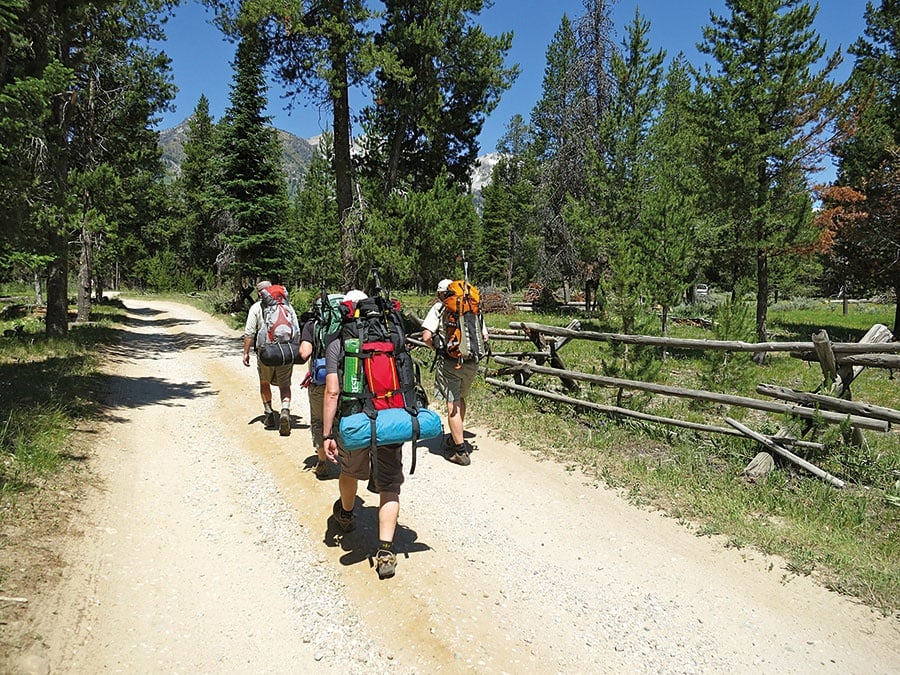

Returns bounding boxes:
[332,499,354,532]
[375,549,397,579]
[446,443,471,466]
[279,408,291,436]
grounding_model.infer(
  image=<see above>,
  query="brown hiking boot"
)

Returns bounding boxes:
[265,410,278,429]
[375,549,397,579]
[279,408,291,436]
[446,443,471,466]
[332,499,354,532]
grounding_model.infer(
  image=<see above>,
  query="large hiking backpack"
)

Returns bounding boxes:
[256,285,301,366]
[439,279,487,365]
[335,294,441,476]
[310,292,344,386]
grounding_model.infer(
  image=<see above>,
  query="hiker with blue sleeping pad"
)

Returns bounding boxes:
[421,273,489,466]
[322,281,442,580]
[242,280,301,436]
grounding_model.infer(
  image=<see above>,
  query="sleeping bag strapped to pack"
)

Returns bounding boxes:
[256,284,301,366]
[440,279,487,365]
[335,294,441,474]
[310,292,344,385]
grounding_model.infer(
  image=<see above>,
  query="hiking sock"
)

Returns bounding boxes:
[263,402,274,414]
[280,399,290,412]
[341,505,355,519]
[378,540,393,553]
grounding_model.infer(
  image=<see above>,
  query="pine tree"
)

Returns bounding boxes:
[480,114,539,291]
[695,0,842,353]
[641,55,700,337]
[238,0,372,290]
[0,0,173,333]
[530,13,592,287]
[359,0,516,197]
[571,9,664,333]
[287,137,342,290]
[178,95,222,288]
[829,0,900,334]
[217,24,290,302]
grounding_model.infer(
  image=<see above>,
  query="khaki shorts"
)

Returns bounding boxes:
[434,356,479,402]
[257,359,293,388]
[338,442,404,494]
[308,383,325,447]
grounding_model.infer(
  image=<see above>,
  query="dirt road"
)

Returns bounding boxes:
[4,297,899,673]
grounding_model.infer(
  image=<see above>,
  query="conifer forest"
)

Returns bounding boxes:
[1,0,898,338]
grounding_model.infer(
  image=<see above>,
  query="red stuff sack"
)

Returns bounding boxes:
[362,341,403,410]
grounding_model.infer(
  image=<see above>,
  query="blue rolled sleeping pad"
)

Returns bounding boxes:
[337,407,442,451]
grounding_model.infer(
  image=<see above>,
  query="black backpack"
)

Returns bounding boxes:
[335,292,436,478]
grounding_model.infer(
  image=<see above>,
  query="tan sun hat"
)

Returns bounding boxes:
[256,280,272,293]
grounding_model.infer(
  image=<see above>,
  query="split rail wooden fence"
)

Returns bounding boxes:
[482,321,898,489]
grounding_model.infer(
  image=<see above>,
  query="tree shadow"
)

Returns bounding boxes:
[771,321,882,344]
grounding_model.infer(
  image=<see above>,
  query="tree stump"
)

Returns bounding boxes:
[743,452,775,483]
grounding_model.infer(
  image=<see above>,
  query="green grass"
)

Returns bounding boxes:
[459,297,900,614]
[0,296,124,499]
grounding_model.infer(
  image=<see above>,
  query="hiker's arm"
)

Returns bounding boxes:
[242,304,259,367]
[420,302,441,351]
[322,372,340,462]
[297,340,312,364]
[242,336,253,367]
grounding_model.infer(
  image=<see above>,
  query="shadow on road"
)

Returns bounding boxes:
[323,497,431,569]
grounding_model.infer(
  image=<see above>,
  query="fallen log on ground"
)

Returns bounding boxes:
[725,417,846,489]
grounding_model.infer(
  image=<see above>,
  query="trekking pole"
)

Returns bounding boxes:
[371,268,391,328]
[372,267,383,297]
[459,250,470,359]
[462,249,473,299]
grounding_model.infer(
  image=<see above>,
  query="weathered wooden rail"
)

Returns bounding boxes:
[491,355,890,432]
[486,321,898,488]
[508,322,900,356]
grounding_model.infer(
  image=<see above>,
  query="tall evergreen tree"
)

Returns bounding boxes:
[0,0,174,334]
[569,9,664,332]
[530,14,592,287]
[217,23,289,302]
[287,136,342,290]
[480,114,539,290]
[178,95,223,288]
[214,0,373,291]
[358,0,516,196]
[695,0,842,353]
[641,54,700,336]
[829,0,900,334]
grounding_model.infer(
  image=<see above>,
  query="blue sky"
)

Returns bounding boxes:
[158,1,867,178]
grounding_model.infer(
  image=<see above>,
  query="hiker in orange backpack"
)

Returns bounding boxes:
[242,280,300,436]
[421,277,489,466]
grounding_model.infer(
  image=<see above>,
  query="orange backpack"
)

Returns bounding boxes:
[440,280,486,363]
